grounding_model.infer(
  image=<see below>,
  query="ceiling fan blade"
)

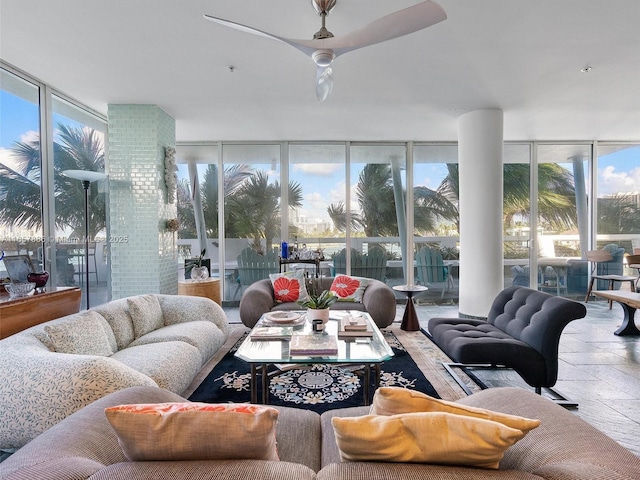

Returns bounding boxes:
[328,1,447,57]
[316,66,334,102]
[205,1,446,61]
[204,14,319,57]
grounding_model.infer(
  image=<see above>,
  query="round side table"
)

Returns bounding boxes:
[178,278,221,305]
[393,284,428,331]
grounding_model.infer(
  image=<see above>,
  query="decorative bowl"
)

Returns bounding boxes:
[5,282,36,299]
[27,271,50,290]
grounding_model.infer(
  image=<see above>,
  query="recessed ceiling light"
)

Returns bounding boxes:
[581,66,592,73]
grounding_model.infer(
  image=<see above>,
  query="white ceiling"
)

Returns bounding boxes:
[1,0,639,143]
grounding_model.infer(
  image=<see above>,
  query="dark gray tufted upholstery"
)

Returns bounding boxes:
[428,286,587,390]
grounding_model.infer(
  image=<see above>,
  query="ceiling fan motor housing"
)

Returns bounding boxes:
[312,49,335,67]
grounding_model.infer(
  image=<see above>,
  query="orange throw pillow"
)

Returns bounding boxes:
[105,402,279,461]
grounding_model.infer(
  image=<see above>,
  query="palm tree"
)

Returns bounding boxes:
[327,163,458,236]
[438,163,578,233]
[178,165,304,254]
[597,193,640,234]
[0,123,105,239]
[225,170,303,253]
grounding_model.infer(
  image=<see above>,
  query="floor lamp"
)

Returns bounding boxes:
[62,169,107,309]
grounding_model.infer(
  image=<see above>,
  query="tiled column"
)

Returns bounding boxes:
[107,104,177,299]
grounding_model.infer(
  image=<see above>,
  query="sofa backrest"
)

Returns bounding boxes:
[487,286,587,384]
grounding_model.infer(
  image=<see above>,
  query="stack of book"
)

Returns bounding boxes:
[338,315,373,339]
[250,327,292,341]
[289,333,338,356]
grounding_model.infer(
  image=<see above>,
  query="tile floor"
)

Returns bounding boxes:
[224,298,640,456]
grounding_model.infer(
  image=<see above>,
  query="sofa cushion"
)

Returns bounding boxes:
[331,412,527,469]
[94,301,135,350]
[127,294,163,338]
[269,271,310,304]
[330,275,368,302]
[110,341,201,393]
[370,387,540,433]
[128,321,226,366]
[105,402,280,462]
[45,311,115,356]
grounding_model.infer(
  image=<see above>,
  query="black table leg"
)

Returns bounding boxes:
[614,302,640,336]
[400,292,420,331]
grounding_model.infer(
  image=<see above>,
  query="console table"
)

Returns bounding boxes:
[279,258,321,278]
[0,287,82,339]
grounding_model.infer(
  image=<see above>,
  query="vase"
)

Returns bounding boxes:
[27,271,49,293]
[306,307,330,324]
[191,266,209,281]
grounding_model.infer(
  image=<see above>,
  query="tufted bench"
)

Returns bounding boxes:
[427,286,587,403]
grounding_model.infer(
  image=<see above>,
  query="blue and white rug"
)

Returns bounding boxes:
[188,326,461,414]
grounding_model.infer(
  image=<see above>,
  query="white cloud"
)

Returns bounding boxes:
[20,130,39,143]
[599,165,640,195]
[0,147,20,172]
[304,191,326,211]
[293,163,342,176]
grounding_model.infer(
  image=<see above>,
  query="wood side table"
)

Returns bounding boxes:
[178,278,221,305]
[393,284,428,331]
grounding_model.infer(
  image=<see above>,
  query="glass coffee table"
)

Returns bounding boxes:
[235,311,394,405]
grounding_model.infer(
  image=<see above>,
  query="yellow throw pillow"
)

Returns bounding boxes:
[105,402,279,461]
[370,387,540,433]
[332,412,526,469]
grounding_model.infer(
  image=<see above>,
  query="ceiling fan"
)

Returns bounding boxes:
[204,0,447,102]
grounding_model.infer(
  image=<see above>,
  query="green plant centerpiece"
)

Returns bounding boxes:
[298,289,337,323]
[185,248,209,281]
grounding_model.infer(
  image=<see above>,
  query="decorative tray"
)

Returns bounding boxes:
[263,311,305,325]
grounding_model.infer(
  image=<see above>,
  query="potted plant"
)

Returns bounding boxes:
[297,289,338,323]
[185,248,209,281]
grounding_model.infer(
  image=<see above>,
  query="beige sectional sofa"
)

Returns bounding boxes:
[0,294,229,450]
[1,385,639,479]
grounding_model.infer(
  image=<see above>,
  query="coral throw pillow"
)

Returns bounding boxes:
[105,402,279,461]
[330,275,368,302]
[269,270,310,304]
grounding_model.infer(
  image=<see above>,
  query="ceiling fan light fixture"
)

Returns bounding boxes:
[312,49,335,67]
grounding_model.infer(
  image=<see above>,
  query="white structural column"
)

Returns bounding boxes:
[458,109,504,317]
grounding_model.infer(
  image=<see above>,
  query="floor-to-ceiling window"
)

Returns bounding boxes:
[412,144,459,299]
[503,144,532,289]
[172,140,638,305]
[288,143,347,270]
[595,143,640,282]
[347,144,406,283]
[174,143,218,278]
[0,68,42,277]
[52,95,107,305]
[222,143,282,301]
[535,144,591,298]
[0,65,107,305]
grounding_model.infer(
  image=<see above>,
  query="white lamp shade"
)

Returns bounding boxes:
[62,170,107,182]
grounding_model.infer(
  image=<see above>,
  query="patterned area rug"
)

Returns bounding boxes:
[184,324,474,413]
